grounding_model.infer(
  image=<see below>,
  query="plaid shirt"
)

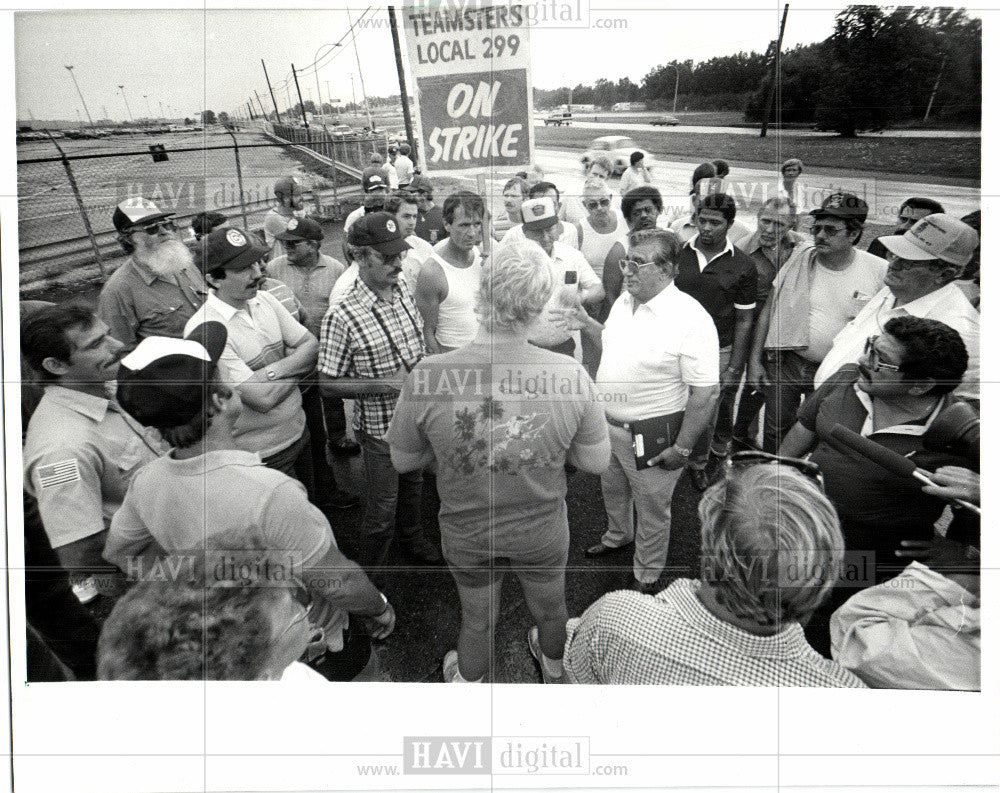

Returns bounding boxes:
[564,578,866,687]
[318,277,424,439]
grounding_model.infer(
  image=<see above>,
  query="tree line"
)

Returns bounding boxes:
[535,5,981,135]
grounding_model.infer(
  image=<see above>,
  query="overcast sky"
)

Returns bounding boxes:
[13,1,875,122]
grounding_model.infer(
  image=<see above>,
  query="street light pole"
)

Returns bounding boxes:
[313,43,341,129]
[118,85,134,122]
[660,64,681,113]
[64,65,96,129]
[143,94,152,118]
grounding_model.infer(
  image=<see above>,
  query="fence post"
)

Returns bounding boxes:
[45,131,106,276]
[222,125,250,231]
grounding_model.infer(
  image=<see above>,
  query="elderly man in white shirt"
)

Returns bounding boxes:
[564,229,720,593]
[814,213,980,402]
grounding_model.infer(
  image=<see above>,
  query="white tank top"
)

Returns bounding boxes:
[434,252,482,348]
[579,215,623,280]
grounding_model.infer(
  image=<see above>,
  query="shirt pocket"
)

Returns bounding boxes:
[139,303,182,329]
[115,435,152,482]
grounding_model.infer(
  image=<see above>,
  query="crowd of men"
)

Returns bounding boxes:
[21,152,981,688]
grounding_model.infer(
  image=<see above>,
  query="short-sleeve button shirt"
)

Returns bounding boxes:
[675,238,758,348]
[184,291,310,457]
[23,386,167,548]
[266,253,347,338]
[319,278,425,440]
[596,283,719,421]
[98,257,206,345]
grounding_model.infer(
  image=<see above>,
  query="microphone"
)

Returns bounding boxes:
[829,424,980,515]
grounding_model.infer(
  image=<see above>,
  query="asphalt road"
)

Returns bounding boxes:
[537,117,982,139]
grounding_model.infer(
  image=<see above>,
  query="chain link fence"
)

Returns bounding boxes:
[17,125,380,291]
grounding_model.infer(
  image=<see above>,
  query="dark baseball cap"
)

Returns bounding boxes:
[362,171,387,192]
[117,321,228,428]
[275,217,324,242]
[112,197,174,233]
[811,192,869,223]
[407,174,433,194]
[197,227,269,273]
[347,211,411,256]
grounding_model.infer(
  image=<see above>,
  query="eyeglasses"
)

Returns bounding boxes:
[810,223,848,237]
[885,253,940,271]
[137,220,178,236]
[618,258,658,275]
[726,451,825,491]
[583,197,611,210]
[863,335,901,372]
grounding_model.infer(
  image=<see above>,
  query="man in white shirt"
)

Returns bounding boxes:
[813,213,980,402]
[414,191,486,353]
[618,150,652,197]
[501,181,579,250]
[184,227,319,490]
[519,197,603,358]
[571,229,719,593]
[393,142,415,187]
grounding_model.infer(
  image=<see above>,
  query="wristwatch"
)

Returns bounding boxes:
[671,445,693,458]
[265,367,278,381]
[375,591,391,618]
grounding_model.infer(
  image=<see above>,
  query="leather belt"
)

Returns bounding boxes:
[606,416,632,430]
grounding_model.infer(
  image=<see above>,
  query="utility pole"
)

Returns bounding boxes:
[159,100,165,119]
[388,6,416,154]
[254,90,268,120]
[143,94,152,118]
[759,3,790,138]
[350,74,357,113]
[347,7,375,131]
[64,65,96,129]
[247,101,255,120]
[326,80,334,114]
[118,85,134,122]
[291,63,310,131]
[924,54,947,121]
[261,59,283,123]
[101,104,108,123]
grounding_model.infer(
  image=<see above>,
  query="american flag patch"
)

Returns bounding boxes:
[37,459,81,489]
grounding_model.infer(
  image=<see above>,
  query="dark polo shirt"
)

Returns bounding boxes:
[798,364,974,553]
[675,239,757,348]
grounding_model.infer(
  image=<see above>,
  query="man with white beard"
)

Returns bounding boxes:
[99,198,207,346]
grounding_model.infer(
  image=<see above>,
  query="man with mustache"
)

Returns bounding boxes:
[22,304,168,595]
[183,227,319,490]
[599,185,664,317]
[98,198,207,346]
[748,193,887,454]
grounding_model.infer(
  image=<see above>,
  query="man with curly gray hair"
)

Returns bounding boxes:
[389,240,610,684]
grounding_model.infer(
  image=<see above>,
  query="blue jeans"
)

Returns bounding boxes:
[762,350,820,453]
[357,430,424,571]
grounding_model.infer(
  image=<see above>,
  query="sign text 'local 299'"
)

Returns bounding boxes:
[403,2,533,171]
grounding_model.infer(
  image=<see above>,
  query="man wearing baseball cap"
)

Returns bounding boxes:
[747,191,888,453]
[183,226,321,491]
[516,196,602,357]
[263,175,306,261]
[103,322,395,681]
[814,213,980,401]
[98,197,207,345]
[410,174,448,244]
[343,163,391,234]
[319,212,442,568]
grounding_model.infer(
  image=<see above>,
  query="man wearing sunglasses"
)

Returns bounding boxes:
[99,198,207,346]
[779,315,974,654]
[814,213,980,402]
[747,192,887,454]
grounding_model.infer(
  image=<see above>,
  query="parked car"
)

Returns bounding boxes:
[650,114,680,126]
[544,112,573,126]
[581,136,652,176]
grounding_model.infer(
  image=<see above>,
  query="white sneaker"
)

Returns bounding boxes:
[443,650,482,683]
[528,626,564,684]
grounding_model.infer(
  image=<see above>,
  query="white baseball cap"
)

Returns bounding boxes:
[521,197,559,231]
[878,213,979,267]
